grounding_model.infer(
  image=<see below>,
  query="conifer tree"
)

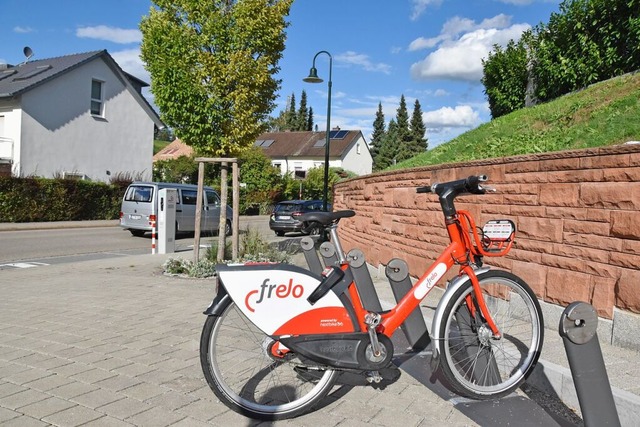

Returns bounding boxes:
[394,95,414,163]
[307,107,314,131]
[410,99,428,152]
[286,92,297,130]
[370,102,386,170]
[296,90,309,131]
[375,118,398,170]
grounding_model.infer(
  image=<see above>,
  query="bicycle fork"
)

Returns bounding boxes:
[463,266,502,340]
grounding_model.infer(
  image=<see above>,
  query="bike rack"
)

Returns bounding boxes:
[300,236,323,275]
[559,302,621,427]
[385,258,431,350]
[346,249,382,312]
[319,241,338,266]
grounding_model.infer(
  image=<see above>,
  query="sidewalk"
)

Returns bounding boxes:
[0,241,638,425]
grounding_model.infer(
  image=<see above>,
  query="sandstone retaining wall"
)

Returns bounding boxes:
[333,144,640,320]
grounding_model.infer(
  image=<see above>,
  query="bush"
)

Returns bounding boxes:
[163,226,291,278]
[0,176,129,222]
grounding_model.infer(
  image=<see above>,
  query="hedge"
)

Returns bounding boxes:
[0,177,129,223]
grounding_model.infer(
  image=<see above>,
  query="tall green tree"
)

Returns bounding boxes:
[296,90,309,131]
[394,95,414,163]
[375,119,399,170]
[307,106,314,131]
[370,102,386,171]
[140,0,293,156]
[286,92,297,130]
[409,99,428,152]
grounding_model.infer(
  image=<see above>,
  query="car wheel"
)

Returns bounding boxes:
[129,229,146,237]
[225,220,232,237]
[305,222,323,236]
[276,231,285,237]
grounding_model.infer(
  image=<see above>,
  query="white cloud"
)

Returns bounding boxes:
[111,48,148,81]
[76,25,141,44]
[410,22,530,82]
[335,51,391,74]
[14,26,35,34]
[423,105,480,128]
[410,0,443,21]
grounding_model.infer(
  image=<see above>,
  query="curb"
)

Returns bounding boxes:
[0,220,119,232]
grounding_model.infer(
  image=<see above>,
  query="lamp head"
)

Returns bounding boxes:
[303,66,323,83]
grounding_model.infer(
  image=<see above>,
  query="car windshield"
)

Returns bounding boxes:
[274,203,301,214]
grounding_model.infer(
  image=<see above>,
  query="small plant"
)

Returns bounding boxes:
[163,226,291,278]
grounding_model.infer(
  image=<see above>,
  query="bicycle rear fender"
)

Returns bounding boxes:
[207,263,358,337]
[429,267,490,368]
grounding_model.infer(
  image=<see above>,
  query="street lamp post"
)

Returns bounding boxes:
[303,50,332,212]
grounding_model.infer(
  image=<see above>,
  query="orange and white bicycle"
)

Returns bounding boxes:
[200,175,544,420]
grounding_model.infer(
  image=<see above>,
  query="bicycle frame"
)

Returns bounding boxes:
[333,209,504,342]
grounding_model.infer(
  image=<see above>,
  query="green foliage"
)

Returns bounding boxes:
[238,147,283,213]
[140,0,293,156]
[153,139,171,154]
[153,155,199,183]
[482,0,640,116]
[268,90,314,131]
[370,102,385,170]
[162,225,290,278]
[0,177,128,222]
[482,38,529,119]
[409,99,428,153]
[391,72,640,169]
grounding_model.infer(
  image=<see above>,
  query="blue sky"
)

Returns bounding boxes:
[1,0,560,147]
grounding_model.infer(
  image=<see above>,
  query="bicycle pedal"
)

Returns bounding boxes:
[365,370,383,384]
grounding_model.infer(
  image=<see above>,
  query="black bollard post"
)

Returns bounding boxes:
[319,241,338,267]
[346,249,382,312]
[300,236,323,275]
[386,259,430,350]
[559,302,621,427]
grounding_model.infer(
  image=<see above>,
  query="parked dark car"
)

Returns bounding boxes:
[269,200,331,236]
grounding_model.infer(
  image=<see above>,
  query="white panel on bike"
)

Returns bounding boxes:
[483,220,515,240]
[217,264,355,337]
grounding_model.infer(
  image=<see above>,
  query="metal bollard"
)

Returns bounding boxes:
[559,302,621,427]
[346,249,382,312]
[300,236,323,275]
[386,259,430,350]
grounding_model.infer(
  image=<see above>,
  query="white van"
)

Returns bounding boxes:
[119,182,232,237]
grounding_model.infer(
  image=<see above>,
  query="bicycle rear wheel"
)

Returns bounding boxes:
[200,299,338,420]
[437,270,543,399]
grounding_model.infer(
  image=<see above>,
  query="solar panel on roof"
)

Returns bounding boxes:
[262,139,274,147]
[13,65,52,81]
[0,69,17,82]
[329,130,348,139]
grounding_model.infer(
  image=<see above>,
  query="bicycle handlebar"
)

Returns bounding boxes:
[416,175,490,217]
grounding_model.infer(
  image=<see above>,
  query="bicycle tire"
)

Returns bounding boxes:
[200,298,338,420]
[437,270,543,399]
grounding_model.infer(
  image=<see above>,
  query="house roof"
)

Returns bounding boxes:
[0,50,163,128]
[256,130,364,159]
[153,138,193,162]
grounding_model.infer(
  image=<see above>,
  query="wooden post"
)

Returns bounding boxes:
[193,157,239,264]
[194,161,205,262]
[217,162,228,262]
[232,162,239,260]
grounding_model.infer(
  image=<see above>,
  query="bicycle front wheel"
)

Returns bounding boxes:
[200,299,338,420]
[437,270,543,399]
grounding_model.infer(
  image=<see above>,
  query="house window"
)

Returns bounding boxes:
[357,142,361,154]
[91,79,104,116]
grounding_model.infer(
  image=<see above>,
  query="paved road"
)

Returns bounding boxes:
[0,216,276,267]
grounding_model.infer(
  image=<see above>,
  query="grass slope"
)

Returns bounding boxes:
[393,72,640,169]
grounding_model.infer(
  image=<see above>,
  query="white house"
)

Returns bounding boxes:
[0,50,163,182]
[153,130,374,178]
[256,129,373,178]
